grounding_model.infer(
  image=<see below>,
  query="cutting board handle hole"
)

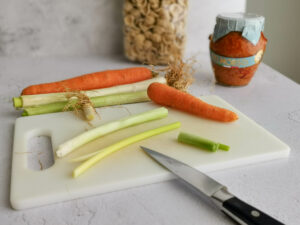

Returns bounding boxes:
[27,135,54,171]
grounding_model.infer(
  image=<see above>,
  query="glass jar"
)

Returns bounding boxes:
[123,0,188,65]
[209,13,267,86]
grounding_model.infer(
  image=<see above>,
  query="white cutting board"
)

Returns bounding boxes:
[10,95,290,210]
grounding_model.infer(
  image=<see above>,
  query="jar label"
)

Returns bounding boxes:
[210,50,264,68]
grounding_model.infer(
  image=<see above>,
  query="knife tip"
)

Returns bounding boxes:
[140,146,149,152]
[140,146,152,153]
[140,146,158,157]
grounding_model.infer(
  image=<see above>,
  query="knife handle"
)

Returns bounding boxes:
[222,197,284,225]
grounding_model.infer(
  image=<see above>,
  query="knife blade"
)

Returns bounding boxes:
[140,146,284,225]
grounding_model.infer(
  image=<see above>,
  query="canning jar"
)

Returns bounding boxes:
[209,13,267,86]
[123,0,188,65]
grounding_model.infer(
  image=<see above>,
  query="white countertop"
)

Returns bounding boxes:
[0,54,299,224]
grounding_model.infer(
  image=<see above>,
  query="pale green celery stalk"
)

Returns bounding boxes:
[178,132,230,152]
[22,91,150,116]
[72,122,181,178]
[56,107,168,157]
[14,77,166,108]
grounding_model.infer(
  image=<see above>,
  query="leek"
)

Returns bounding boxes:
[72,122,181,178]
[56,107,169,157]
[22,91,150,116]
[14,77,166,108]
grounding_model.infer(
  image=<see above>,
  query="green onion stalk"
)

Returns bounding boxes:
[72,122,181,178]
[56,107,169,158]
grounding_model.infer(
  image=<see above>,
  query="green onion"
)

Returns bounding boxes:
[72,122,181,178]
[177,132,230,152]
[56,107,169,158]
[22,91,150,116]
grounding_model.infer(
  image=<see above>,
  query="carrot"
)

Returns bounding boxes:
[147,82,238,122]
[21,67,153,95]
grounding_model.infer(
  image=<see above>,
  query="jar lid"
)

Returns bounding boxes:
[212,13,265,45]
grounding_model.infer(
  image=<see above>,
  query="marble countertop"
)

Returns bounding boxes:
[0,54,299,225]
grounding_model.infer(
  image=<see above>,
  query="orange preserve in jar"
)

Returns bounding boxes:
[209,13,267,86]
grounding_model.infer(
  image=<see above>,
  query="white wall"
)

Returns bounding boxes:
[0,0,245,57]
[0,0,124,56]
[186,0,245,55]
[247,0,300,83]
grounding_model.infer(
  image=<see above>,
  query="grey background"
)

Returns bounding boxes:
[247,0,300,84]
[0,0,245,56]
[0,0,124,56]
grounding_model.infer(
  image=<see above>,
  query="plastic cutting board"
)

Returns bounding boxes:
[10,95,290,210]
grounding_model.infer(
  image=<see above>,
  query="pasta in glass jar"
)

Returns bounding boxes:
[123,0,188,65]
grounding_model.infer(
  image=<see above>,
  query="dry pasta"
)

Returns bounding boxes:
[123,0,188,65]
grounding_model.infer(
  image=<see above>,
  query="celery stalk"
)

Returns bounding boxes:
[22,91,150,116]
[56,107,169,157]
[15,77,166,108]
[72,122,181,178]
[178,132,230,152]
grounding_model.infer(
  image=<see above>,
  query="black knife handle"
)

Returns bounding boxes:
[222,197,284,225]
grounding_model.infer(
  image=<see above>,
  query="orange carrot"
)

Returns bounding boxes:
[22,67,153,95]
[147,82,238,122]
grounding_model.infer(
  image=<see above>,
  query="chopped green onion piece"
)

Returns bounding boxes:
[178,132,230,152]
[56,107,169,157]
[178,132,219,152]
[72,122,181,178]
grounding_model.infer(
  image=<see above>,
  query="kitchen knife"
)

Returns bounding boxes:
[140,146,284,225]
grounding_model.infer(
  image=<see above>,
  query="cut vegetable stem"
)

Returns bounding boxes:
[178,132,218,152]
[56,107,169,157]
[178,132,230,152]
[22,91,150,116]
[72,122,181,178]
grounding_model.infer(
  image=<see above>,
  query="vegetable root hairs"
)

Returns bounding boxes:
[156,56,196,92]
[63,90,99,123]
